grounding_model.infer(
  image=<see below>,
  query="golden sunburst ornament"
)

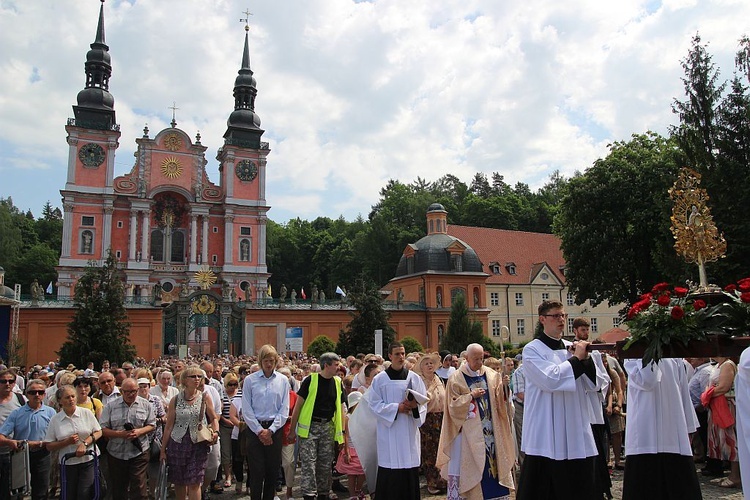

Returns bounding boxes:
[164,133,182,152]
[194,266,217,290]
[160,157,182,179]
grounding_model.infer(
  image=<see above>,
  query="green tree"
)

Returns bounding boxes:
[671,33,725,171]
[400,336,424,354]
[337,280,395,356]
[58,252,136,367]
[554,132,686,307]
[12,244,58,296]
[307,335,337,359]
[439,293,485,354]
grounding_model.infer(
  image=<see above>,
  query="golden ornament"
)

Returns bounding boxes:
[160,156,182,179]
[164,133,182,152]
[194,266,217,290]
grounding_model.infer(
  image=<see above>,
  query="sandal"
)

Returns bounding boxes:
[718,478,741,488]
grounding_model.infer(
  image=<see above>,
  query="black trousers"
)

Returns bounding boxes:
[517,454,598,500]
[246,429,282,500]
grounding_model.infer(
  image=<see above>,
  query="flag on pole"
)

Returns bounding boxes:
[335,285,346,297]
[46,282,53,294]
[301,287,307,299]
[267,284,272,297]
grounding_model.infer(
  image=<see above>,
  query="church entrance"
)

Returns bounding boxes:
[162,291,244,357]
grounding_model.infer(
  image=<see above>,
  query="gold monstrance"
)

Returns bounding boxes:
[669,168,727,291]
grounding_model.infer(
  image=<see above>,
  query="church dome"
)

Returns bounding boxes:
[77,87,115,110]
[0,286,13,299]
[394,233,483,277]
[427,202,446,212]
[227,108,261,129]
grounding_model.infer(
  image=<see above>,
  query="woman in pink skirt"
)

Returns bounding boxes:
[337,391,366,499]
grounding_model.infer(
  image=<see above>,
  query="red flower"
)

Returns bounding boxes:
[693,299,707,311]
[640,292,653,302]
[674,287,688,297]
[739,281,750,292]
[741,292,750,304]
[652,282,670,293]
[738,277,750,286]
[726,284,738,292]
[656,295,671,307]
[671,306,685,320]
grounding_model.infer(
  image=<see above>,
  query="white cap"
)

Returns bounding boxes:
[136,378,151,386]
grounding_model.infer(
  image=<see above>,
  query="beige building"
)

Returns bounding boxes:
[448,225,624,345]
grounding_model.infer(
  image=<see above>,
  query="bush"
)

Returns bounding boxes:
[307,335,337,359]
[401,336,424,354]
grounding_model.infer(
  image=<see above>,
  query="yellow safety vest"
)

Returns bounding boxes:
[296,373,344,444]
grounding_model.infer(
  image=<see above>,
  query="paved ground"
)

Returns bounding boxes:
[214,463,744,499]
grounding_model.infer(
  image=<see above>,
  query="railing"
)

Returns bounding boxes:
[67,118,120,131]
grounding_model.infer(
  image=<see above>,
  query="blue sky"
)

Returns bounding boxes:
[0,0,748,223]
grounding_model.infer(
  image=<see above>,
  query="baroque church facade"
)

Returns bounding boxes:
[56,3,270,308]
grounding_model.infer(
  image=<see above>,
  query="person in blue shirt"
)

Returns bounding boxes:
[0,379,56,499]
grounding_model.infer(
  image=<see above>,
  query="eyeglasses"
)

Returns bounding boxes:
[226,383,238,387]
[367,360,378,364]
[186,375,203,379]
[542,313,568,319]
[26,390,45,396]
[122,389,138,395]
[0,380,15,385]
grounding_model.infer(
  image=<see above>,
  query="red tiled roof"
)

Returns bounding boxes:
[447,225,566,285]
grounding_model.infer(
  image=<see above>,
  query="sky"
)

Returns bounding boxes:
[0,0,748,223]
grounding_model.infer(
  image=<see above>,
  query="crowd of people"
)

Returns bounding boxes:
[0,299,746,499]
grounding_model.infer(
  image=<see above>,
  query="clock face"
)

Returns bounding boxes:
[235,160,258,182]
[78,143,106,168]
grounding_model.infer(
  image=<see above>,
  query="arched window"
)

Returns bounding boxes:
[171,230,185,262]
[150,229,164,262]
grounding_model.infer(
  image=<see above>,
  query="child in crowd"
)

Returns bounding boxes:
[337,391,366,500]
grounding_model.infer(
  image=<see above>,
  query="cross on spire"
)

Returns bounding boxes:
[168,101,179,127]
[240,8,252,32]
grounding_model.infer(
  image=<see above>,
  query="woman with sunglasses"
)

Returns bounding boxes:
[160,365,219,500]
[219,372,240,490]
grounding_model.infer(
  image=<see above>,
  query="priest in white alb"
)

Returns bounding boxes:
[367,341,428,499]
[436,343,515,500]
[517,300,604,500]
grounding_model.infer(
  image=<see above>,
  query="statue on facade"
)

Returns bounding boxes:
[280,284,287,303]
[397,288,404,308]
[30,279,43,303]
[152,283,162,305]
[180,279,190,297]
[82,231,93,254]
[290,289,297,305]
[312,285,319,304]
[222,281,231,299]
[231,288,237,302]
[136,250,142,262]
[319,290,325,304]
[240,239,250,261]
[474,290,480,308]
[436,289,442,308]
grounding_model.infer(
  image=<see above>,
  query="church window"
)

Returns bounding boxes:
[212,254,218,263]
[240,227,252,236]
[515,293,524,306]
[239,238,252,262]
[170,230,185,262]
[517,319,525,336]
[542,292,550,302]
[429,220,434,233]
[150,229,164,262]
[490,292,499,306]
[451,254,463,272]
[590,318,598,333]
[115,250,121,260]
[161,281,174,293]
[213,226,219,233]
[492,320,501,336]
[80,229,94,254]
[406,256,414,274]
[117,221,123,228]
[81,216,95,226]
[450,287,465,304]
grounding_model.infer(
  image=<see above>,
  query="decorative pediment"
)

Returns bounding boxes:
[445,240,467,255]
[402,243,418,258]
[530,262,563,285]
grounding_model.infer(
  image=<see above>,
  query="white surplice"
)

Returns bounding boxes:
[368,369,427,469]
[736,348,750,500]
[624,358,698,456]
[520,338,599,459]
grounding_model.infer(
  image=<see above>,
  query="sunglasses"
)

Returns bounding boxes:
[26,390,45,396]
[226,382,238,387]
[0,380,15,385]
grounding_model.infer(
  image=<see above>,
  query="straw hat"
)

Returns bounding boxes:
[414,352,441,375]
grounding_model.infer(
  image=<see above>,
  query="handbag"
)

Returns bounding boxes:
[149,437,162,463]
[195,396,214,443]
[709,394,735,429]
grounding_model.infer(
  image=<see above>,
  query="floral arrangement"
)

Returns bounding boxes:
[625,279,750,364]
[624,282,714,365]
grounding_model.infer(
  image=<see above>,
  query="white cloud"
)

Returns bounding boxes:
[0,0,748,220]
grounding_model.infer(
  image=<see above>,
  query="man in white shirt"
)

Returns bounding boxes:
[368,342,427,499]
[517,300,602,500]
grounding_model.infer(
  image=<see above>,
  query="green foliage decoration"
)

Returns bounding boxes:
[307,335,337,360]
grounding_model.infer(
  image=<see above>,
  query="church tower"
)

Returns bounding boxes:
[57,0,121,297]
[57,4,271,317]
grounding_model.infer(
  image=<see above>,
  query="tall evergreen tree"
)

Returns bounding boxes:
[59,252,136,367]
[671,33,725,172]
[336,280,395,356]
[439,293,485,354]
